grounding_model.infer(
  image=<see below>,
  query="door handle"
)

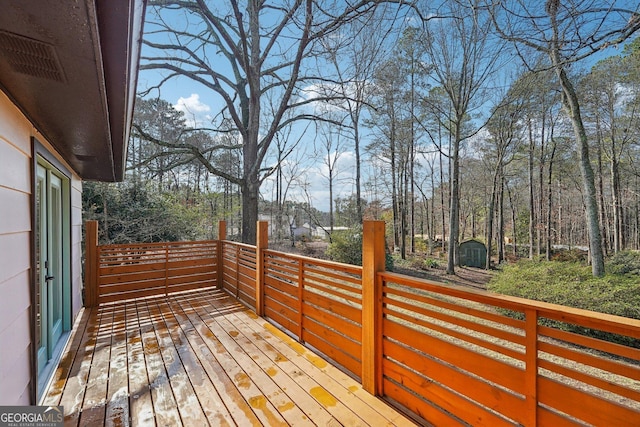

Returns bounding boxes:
[45,275,55,282]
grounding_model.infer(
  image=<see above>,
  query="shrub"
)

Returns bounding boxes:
[325,227,393,270]
[550,248,588,262]
[608,250,640,275]
[488,260,640,347]
[406,256,425,270]
[413,239,429,253]
[326,229,362,265]
[424,258,439,269]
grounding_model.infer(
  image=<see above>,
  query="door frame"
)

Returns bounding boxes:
[30,137,73,403]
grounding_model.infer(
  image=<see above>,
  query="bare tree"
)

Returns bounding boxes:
[489,0,640,275]
[321,11,396,224]
[581,54,640,253]
[484,85,526,268]
[419,0,505,274]
[139,0,423,244]
[314,120,349,234]
[265,126,308,243]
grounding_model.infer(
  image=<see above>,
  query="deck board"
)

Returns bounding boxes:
[105,304,130,427]
[44,288,416,426]
[79,302,114,426]
[126,300,155,426]
[159,297,236,426]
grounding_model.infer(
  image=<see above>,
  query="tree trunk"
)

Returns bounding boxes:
[555,66,605,276]
[486,165,500,269]
[390,120,400,250]
[439,137,447,253]
[507,183,518,257]
[537,115,546,258]
[410,66,416,254]
[354,123,363,224]
[595,121,609,256]
[528,120,535,259]
[611,155,622,253]
[547,5,604,276]
[546,141,556,261]
[498,166,505,264]
[241,181,259,245]
[429,167,436,255]
[329,163,334,233]
[447,127,460,274]
[401,161,408,259]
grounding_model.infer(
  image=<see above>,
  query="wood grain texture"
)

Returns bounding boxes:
[93,241,217,304]
[380,271,640,426]
[43,288,413,426]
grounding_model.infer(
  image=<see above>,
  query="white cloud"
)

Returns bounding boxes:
[174,93,212,127]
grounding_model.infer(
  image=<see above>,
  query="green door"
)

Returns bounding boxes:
[36,162,65,373]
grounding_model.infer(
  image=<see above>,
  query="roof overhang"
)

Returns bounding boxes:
[0,0,146,181]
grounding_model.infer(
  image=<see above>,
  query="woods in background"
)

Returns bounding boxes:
[88,1,640,277]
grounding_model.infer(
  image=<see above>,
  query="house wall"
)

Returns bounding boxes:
[0,89,84,405]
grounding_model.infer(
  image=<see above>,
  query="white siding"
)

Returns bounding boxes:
[0,89,84,405]
[71,180,84,314]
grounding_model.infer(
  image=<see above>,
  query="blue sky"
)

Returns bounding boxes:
[136,1,639,213]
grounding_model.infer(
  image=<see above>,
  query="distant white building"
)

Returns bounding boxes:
[293,222,316,238]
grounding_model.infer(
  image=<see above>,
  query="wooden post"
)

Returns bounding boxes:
[217,221,226,289]
[164,244,169,297]
[84,220,99,307]
[362,220,386,395]
[524,308,539,426]
[297,258,304,342]
[255,221,269,316]
[235,245,240,298]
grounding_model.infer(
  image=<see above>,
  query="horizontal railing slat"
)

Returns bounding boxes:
[302,302,361,343]
[538,358,640,402]
[99,269,166,286]
[383,318,526,394]
[383,303,526,362]
[302,315,361,361]
[384,338,526,424]
[539,324,640,362]
[382,291,526,347]
[96,241,216,304]
[538,376,640,426]
[382,356,517,427]
[385,281,526,330]
[538,340,640,381]
[302,289,361,324]
[382,377,469,426]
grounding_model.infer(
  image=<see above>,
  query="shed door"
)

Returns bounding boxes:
[35,162,66,374]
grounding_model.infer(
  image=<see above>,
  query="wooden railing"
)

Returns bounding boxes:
[84,220,640,426]
[84,221,217,305]
[262,249,364,378]
[227,221,640,426]
[379,271,640,426]
[220,240,257,307]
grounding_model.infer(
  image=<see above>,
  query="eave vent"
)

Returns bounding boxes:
[75,154,97,162]
[0,30,65,82]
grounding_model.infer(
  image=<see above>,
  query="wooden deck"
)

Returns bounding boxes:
[42,288,415,426]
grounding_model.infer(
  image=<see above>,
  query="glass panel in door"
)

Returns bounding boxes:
[36,165,47,371]
[49,173,63,355]
[36,164,64,372]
